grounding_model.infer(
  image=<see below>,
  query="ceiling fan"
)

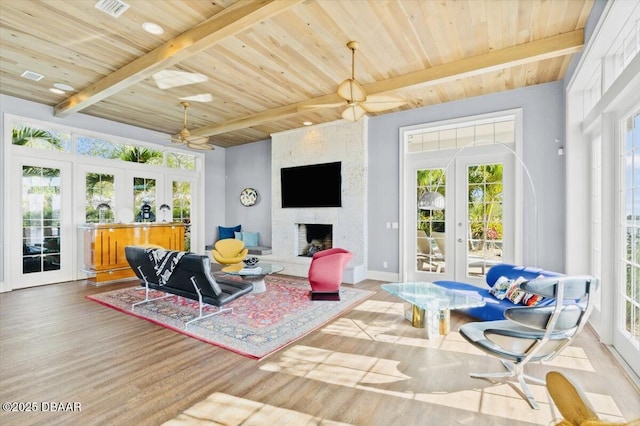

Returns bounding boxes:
[309,41,408,122]
[172,101,214,150]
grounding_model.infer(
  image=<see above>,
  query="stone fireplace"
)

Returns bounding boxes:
[297,224,333,256]
[265,118,368,284]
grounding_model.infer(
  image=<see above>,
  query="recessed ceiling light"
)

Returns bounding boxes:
[142,22,164,35]
[49,88,66,95]
[53,83,74,91]
[303,121,313,126]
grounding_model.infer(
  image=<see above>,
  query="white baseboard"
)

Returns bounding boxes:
[366,270,399,282]
[0,281,9,293]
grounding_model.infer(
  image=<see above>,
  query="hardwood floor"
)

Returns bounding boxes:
[1,278,639,426]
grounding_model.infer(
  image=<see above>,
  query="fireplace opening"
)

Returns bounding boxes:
[297,224,333,257]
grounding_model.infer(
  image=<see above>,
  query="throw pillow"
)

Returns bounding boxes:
[218,224,241,240]
[242,232,259,247]
[234,231,243,240]
[505,276,528,304]
[519,274,545,306]
[489,276,512,300]
[521,292,542,306]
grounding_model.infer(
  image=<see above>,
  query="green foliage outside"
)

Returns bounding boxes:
[12,126,68,151]
[416,164,503,246]
[417,169,445,234]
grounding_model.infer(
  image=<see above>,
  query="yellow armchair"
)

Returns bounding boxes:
[212,239,248,265]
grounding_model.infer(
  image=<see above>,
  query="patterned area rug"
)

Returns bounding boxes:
[86,275,373,360]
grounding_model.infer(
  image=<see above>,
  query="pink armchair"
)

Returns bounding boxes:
[308,248,353,300]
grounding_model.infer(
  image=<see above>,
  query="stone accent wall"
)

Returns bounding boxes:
[268,118,368,283]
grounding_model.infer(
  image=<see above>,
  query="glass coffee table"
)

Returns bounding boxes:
[381,282,485,338]
[219,263,284,293]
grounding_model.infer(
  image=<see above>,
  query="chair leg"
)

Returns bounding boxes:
[517,373,540,410]
[184,306,232,328]
[184,276,232,329]
[469,360,545,410]
[131,266,172,310]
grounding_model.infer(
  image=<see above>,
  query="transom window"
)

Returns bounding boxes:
[11,122,196,170]
[406,114,515,153]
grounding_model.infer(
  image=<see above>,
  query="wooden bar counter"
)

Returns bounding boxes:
[79,222,185,285]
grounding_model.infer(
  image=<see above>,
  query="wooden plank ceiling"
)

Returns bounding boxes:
[0,0,593,148]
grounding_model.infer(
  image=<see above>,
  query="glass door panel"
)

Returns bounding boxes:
[617,110,640,376]
[466,163,504,277]
[171,179,192,250]
[416,168,446,274]
[11,157,72,288]
[22,166,61,274]
[85,172,115,223]
[133,176,157,222]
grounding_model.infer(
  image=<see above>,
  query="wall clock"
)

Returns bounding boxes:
[240,187,258,206]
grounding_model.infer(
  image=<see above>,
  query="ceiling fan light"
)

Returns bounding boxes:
[186,136,210,145]
[337,79,366,103]
[342,104,366,122]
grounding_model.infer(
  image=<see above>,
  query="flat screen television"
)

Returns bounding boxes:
[281,162,342,208]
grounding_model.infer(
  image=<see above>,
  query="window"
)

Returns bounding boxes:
[172,180,192,250]
[621,111,640,350]
[15,125,195,170]
[167,152,196,170]
[116,146,163,165]
[76,135,117,158]
[22,166,61,273]
[85,173,115,223]
[11,124,70,152]
[407,114,515,154]
[133,177,157,222]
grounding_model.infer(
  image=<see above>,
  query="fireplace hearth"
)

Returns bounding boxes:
[297,224,332,257]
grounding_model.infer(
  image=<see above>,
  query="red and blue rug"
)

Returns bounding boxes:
[86,275,373,360]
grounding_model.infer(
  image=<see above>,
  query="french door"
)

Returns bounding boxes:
[404,147,516,285]
[615,108,640,377]
[9,157,73,288]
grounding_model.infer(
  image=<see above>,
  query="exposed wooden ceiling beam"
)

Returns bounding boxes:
[364,29,584,94]
[53,0,302,117]
[192,29,584,138]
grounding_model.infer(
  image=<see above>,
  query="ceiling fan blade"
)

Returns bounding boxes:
[300,102,346,110]
[179,93,212,103]
[337,78,367,103]
[186,136,210,145]
[341,104,366,122]
[360,95,408,112]
[187,143,214,150]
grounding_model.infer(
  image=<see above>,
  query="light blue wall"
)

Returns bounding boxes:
[368,81,566,273]
[223,139,272,247]
[203,147,227,246]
